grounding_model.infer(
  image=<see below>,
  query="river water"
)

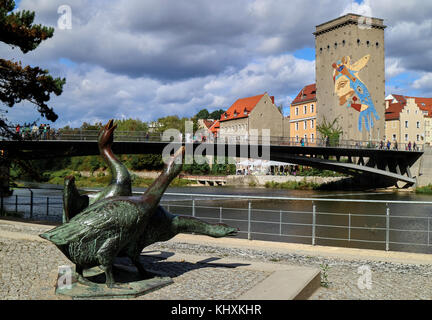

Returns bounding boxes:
[5,185,432,254]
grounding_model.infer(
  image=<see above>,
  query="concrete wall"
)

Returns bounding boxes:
[315,14,385,142]
[411,146,432,187]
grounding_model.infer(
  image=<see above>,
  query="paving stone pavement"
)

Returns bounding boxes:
[0,221,270,300]
[1,219,431,300]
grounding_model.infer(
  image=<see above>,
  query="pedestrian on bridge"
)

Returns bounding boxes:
[386,140,391,150]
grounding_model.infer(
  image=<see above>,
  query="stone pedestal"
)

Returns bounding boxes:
[55,263,173,299]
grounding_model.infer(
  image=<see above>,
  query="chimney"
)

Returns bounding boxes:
[270,96,275,104]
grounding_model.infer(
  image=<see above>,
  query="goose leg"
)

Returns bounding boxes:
[96,237,121,288]
[76,265,97,287]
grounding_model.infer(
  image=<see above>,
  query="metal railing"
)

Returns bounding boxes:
[2,191,431,253]
[158,193,432,253]
[3,129,423,152]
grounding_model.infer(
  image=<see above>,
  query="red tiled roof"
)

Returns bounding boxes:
[385,102,404,120]
[219,94,266,122]
[386,94,432,119]
[209,120,220,134]
[202,120,214,129]
[291,83,316,105]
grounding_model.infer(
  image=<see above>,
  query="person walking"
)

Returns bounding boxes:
[43,124,47,140]
[394,140,398,150]
[408,141,412,151]
[46,124,51,140]
[386,140,391,150]
[39,124,43,139]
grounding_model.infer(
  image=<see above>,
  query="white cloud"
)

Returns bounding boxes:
[412,73,432,94]
[5,0,432,128]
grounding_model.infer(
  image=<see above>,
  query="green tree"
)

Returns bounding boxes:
[0,0,65,138]
[317,117,343,146]
[155,115,189,134]
[209,109,225,120]
[81,122,103,131]
[195,108,210,119]
[115,118,148,132]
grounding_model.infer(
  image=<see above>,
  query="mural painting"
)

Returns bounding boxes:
[332,54,380,132]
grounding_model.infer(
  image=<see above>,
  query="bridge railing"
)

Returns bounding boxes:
[8,128,424,152]
[1,191,431,254]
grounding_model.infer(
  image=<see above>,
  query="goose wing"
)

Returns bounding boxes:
[40,199,138,246]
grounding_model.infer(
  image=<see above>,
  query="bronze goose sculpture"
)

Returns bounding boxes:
[62,119,131,223]
[40,147,185,288]
[57,120,237,285]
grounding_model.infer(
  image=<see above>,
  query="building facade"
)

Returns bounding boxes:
[385,94,432,147]
[314,13,386,142]
[219,93,289,140]
[290,83,317,143]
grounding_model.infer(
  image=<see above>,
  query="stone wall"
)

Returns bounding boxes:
[226,174,344,186]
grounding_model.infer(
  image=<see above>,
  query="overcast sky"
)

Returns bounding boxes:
[2,0,432,128]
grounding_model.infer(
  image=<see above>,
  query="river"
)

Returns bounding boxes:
[4,185,432,254]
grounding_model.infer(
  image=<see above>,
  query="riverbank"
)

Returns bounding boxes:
[14,167,429,192]
[35,169,346,190]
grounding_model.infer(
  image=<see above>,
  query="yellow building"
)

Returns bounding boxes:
[289,84,317,144]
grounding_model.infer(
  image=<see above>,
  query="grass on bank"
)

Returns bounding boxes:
[264,179,320,190]
[44,169,194,188]
[415,184,432,194]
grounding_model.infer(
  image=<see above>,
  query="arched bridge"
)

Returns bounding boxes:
[0,131,423,190]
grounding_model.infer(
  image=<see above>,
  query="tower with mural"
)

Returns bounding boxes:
[314,13,386,142]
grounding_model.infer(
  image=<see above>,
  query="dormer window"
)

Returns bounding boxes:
[244,110,247,115]
[234,111,238,117]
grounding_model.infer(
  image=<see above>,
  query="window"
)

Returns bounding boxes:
[405,134,408,142]
[417,134,420,141]
[304,121,307,130]
[311,119,314,129]
[304,105,307,114]
[311,133,314,142]
[295,122,299,131]
[295,107,299,116]
[311,104,314,113]
[295,135,299,142]
[405,121,408,128]
[417,121,420,128]
[392,134,396,141]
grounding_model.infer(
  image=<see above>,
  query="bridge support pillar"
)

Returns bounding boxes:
[0,155,11,196]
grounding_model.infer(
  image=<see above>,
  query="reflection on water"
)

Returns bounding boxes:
[6,185,432,254]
